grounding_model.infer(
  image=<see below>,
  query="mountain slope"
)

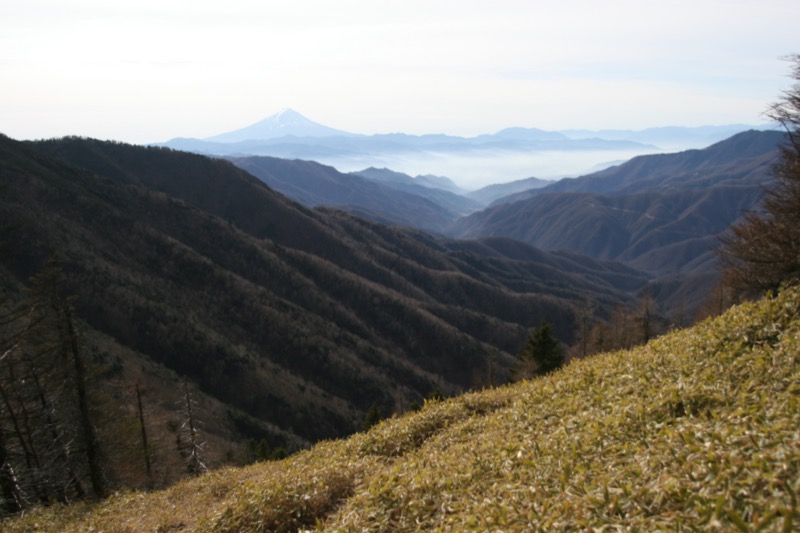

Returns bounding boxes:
[6,286,798,531]
[450,131,782,272]
[500,129,783,202]
[349,167,481,215]
[467,176,552,205]
[228,156,470,231]
[0,135,645,453]
[447,130,784,317]
[451,185,766,276]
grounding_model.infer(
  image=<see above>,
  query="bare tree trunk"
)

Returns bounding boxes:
[30,369,85,500]
[180,380,206,476]
[0,424,23,513]
[0,367,49,504]
[64,307,106,498]
[135,383,153,489]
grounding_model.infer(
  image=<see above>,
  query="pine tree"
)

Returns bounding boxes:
[515,322,565,379]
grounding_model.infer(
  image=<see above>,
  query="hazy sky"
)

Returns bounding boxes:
[1,0,797,143]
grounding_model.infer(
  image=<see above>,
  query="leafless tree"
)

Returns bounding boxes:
[720,54,800,295]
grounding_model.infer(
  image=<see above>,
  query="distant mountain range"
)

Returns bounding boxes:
[157,109,767,186]
[560,125,764,151]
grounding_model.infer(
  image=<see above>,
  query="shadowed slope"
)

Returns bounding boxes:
[0,135,644,450]
[5,285,797,531]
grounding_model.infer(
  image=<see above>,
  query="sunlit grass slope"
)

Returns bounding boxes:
[5,287,799,531]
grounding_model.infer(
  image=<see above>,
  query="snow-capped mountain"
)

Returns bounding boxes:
[204,108,353,142]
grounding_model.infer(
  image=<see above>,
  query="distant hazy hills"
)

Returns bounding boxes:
[161,109,759,158]
[466,176,552,205]
[498,129,784,200]
[0,134,646,457]
[160,108,658,157]
[157,109,763,186]
[560,124,763,151]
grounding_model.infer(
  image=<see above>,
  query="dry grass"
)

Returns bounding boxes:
[4,287,799,531]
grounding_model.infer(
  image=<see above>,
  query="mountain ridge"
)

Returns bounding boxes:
[155,111,763,187]
[447,130,785,316]
[0,134,647,468]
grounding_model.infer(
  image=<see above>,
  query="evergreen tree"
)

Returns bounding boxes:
[361,403,383,432]
[515,322,565,379]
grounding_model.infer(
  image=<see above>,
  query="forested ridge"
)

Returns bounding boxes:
[0,134,649,497]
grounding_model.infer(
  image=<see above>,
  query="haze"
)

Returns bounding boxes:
[1,0,796,146]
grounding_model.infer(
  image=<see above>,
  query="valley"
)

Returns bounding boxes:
[219,126,783,320]
[3,0,796,527]
[0,114,787,507]
[0,133,649,493]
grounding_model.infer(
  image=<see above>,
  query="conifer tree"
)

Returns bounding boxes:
[515,322,565,379]
[361,402,383,432]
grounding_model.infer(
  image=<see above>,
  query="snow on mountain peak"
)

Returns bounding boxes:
[204,108,351,143]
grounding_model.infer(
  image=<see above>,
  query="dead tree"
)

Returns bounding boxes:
[177,380,206,476]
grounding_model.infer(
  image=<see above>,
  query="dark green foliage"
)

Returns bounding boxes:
[425,388,446,402]
[721,55,800,295]
[244,439,287,463]
[361,403,383,432]
[515,322,565,378]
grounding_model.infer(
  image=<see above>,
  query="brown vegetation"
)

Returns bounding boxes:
[720,55,800,295]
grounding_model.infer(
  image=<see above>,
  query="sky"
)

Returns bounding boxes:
[1,0,798,144]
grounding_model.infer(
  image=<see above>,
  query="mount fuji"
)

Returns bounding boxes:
[204,108,354,142]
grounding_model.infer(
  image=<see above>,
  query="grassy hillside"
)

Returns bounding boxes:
[6,286,798,531]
